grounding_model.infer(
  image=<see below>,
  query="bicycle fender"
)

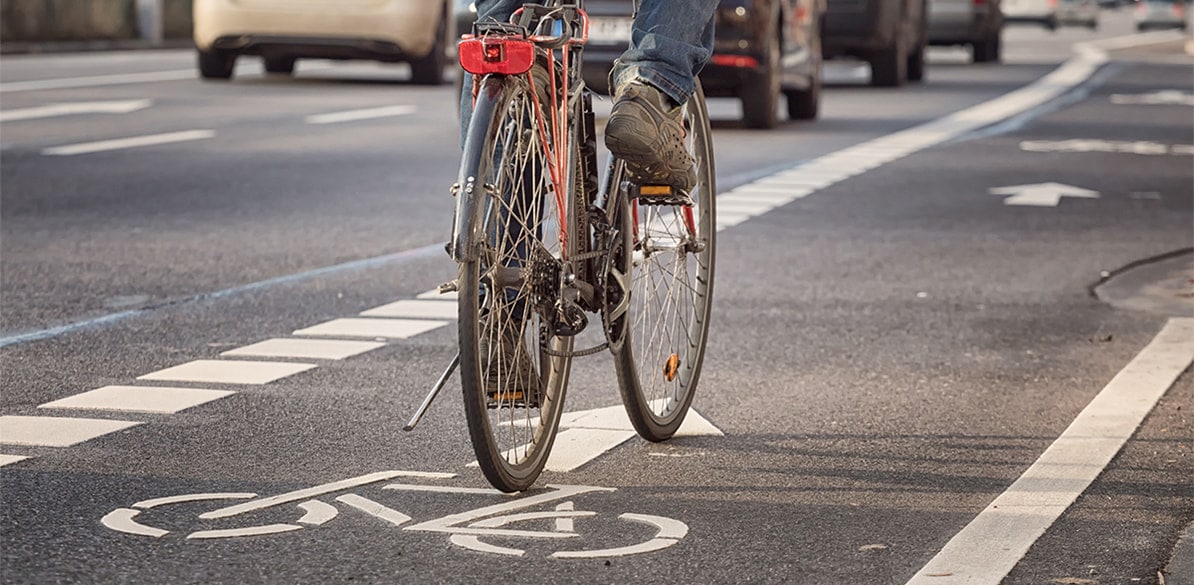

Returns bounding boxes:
[450,75,506,264]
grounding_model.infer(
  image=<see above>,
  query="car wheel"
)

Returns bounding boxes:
[906,44,926,82]
[197,49,235,80]
[869,27,907,87]
[785,33,821,120]
[740,24,781,129]
[410,10,448,85]
[973,32,1001,63]
[264,56,296,75]
[1086,19,1098,29]
[1045,17,1058,30]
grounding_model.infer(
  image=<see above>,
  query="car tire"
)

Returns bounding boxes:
[785,34,821,120]
[410,10,448,85]
[906,44,926,82]
[198,49,236,80]
[1045,17,1058,30]
[869,29,907,87]
[973,32,1001,62]
[264,56,296,75]
[740,24,781,129]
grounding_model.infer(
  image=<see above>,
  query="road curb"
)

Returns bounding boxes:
[1093,249,1194,317]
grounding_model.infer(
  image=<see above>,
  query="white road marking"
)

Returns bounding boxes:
[1110,90,1194,106]
[0,454,30,467]
[906,318,1194,585]
[550,514,687,558]
[296,500,339,525]
[0,70,195,93]
[101,509,170,537]
[222,338,385,360]
[38,385,236,414]
[989,182,1100,207]
[42,130,214,156]
[336,494,413,526]
[293,317,448,339]
[305,105,418,125]
[417,289,458,300]
[187,524,302,539]
[0,415,141,447]
[199,471,413,520]
[1021,138,1192,155]
[138,360,317,385]
[360,299,458,320]
[135,493,257,509]
[0,99,152,123]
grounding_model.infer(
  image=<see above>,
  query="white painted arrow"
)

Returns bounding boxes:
[989,182,1100,207]
[0,99,152,123]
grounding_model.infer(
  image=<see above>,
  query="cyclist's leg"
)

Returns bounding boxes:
[604,0,718,191]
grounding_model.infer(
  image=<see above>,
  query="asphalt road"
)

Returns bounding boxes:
[1,13,1192,585]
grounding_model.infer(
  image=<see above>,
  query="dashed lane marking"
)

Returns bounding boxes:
[360,299,458,320]
[42,130,215,156]
[0,416,141,447]
[293,317,447,339]
[38,385,236,414]
[221,338,386,360]
[138,360,317,385]
[305,105,418,125]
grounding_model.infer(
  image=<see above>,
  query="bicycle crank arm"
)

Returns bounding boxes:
[403,352,460,432]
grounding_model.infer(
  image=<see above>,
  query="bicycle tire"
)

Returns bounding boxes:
[608,82,716,441]
[458,73,576,492]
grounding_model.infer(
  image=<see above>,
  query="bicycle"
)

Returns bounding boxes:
[407,0,716,493]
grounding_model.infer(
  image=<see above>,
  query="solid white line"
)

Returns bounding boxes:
[42,130,214,156]
[39,385,236,414]
[0,69,196,94]
[306,105,417,125]
[906,318,1194,585]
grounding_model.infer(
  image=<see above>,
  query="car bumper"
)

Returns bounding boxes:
[193,0,441,57]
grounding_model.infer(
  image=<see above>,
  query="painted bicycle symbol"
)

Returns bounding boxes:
[102,470,687,558]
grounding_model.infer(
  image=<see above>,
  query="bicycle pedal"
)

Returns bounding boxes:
[486,390,540,409]
[634,184,694,206]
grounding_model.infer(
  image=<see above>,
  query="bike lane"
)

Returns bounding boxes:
[2,33,1191,585]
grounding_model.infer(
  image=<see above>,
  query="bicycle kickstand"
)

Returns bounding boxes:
[403,351,460,432]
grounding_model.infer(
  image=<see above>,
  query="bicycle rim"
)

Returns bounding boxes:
[459,74,573,492]
[610,83,716,442]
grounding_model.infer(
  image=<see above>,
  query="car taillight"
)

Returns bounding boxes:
[458,37,536,75]
[710,54,760,68]
[1174,2,1184,16]
[973,0,987,6]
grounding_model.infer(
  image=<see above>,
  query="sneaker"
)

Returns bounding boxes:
[604,81,696,193]
[480,320,542,408]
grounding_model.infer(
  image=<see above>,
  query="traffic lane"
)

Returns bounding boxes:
[0,79,463,334]
[0,47,1065,335]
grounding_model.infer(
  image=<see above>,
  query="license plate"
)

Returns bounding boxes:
[586,17,633,44]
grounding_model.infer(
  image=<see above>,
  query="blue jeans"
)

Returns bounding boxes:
[463,0,717,122]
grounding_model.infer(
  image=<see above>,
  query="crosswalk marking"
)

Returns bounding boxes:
[360,299,457,320]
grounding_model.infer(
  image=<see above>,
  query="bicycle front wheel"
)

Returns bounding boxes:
[457,74,574,492]
[609,82,716,441]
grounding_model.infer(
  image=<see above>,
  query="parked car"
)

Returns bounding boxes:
[1002,0,1059,29]
[822,0,929,87]
[1057,0,1100,27]
[926,0,1004,63]
[456,0,824,129]
[1135,0,1188,29]
[193,0,454,84]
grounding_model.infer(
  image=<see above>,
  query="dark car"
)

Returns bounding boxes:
[822,0,928,86]
[456,0,824,129]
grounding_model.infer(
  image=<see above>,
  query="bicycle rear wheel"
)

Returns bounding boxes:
[608,82,716,441]
[457,74,575,492]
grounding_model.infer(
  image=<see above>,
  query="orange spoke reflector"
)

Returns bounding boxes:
[490,391,525,402]
[663,354,681,382]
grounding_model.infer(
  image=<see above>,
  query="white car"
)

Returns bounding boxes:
[193,0,454,84]
[1058,0,1100,28]
[1003,0,1060,28]
[1135,0,1189,29]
